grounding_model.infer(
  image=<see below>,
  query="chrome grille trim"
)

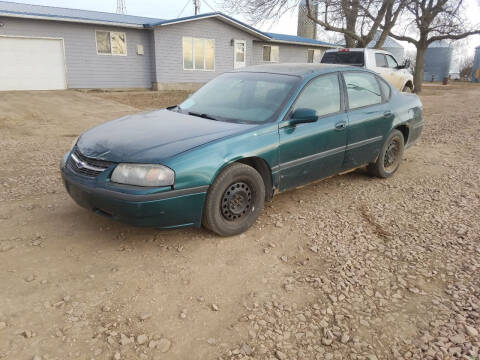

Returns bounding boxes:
[67,147,114,177]
[70,153,108,172]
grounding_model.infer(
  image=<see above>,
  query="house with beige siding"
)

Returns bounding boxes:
[0,1,338,91]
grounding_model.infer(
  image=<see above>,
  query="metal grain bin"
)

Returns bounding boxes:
[471,46,480,83]
[423,40,452,82]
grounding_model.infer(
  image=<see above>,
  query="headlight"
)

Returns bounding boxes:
[111,164,175,187]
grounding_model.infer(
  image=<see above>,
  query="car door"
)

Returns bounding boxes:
[278,73,348,191]
[385,54,403,89]
[373,53,394,84]
[342,71,393,170]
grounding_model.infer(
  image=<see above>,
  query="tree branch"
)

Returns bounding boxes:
[387,31,419,45]
[305,0,364,43]
[428,29,480,43]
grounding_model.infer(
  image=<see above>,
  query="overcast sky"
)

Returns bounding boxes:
[5,0,480,67]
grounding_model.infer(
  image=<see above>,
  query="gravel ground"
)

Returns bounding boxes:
[0,83,479,360]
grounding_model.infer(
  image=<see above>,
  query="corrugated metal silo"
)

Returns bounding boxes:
[423,40,452,82]
[471,46,480,83]
[297,0,318,39]
[367,30,405,63]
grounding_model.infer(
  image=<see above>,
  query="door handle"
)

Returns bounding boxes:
[383,111,392,118]
[335,121,346,130]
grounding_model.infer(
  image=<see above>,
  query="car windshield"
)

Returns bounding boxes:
[175,72,300,124]
[321,51,365,67]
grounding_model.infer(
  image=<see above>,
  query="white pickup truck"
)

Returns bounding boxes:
[321,48,414,92]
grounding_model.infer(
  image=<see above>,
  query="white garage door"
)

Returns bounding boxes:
[0,36,67,91]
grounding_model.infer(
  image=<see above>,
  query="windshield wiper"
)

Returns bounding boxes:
[188,111,219,121]
[166,105,183,113]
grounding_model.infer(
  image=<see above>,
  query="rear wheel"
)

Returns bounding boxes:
[203,163,265,236]
[368,130,404,178]
[402,84,413,93]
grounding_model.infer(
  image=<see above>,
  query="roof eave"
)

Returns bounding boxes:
[0,11,146,28]
[150,13,271,41]
[268,39,340,48]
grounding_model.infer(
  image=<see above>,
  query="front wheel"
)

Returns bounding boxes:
[368,130,405,178]
[402,85,413,93]
[202,163,265,236]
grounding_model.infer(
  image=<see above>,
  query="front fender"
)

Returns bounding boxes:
[164,123,279,190]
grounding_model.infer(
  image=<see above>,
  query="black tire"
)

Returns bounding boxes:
[402,85,413,93]
[368,130,405,178]
[203,163,265,236]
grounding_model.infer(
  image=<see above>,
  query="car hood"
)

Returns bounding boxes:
[77,109,255,163]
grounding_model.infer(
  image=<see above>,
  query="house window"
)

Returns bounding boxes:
[307,49,323,63]
[263,45,279,62]
[96,31,126,55]
[183,37,215,71]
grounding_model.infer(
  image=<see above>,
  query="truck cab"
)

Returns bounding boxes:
[321,48,414,92]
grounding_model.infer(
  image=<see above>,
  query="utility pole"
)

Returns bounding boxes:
[116,0,126,14]
[193,0,200,15]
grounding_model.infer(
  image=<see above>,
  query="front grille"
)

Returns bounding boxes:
[67,147,114,177]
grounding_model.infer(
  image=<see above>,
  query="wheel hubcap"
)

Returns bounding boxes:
[384,137,401,171]
[221,182,252,221]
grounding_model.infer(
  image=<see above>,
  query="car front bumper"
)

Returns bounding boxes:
[61,164,208,229]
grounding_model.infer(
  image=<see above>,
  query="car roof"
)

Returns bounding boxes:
[233,63,361,77]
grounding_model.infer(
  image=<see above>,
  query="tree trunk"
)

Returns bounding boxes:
[344,34,356,47]
[414,45,426,93]
[374,29,390,49]
[343,0,359,47]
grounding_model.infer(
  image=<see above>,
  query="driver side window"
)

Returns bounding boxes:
[292,73,341,118]
[386,55,398,68]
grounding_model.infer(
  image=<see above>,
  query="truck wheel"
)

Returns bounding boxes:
[402,85,413,93]
[203,163,265,236]
[368,130,404,178]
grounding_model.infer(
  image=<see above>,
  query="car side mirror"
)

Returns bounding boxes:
[397,59,411,70]
[290,108,318,125]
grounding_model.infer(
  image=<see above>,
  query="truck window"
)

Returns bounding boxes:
[386,55,399,68]
[375,53,388,67]
[321,51,364,66]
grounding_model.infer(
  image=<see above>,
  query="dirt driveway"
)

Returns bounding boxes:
[0,84,479,360]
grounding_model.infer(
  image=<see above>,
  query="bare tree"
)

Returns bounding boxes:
[459,55,474,79]
[404,48,416,74]
[384,0,480,92]
[219,0,407,48]
[305,0,407,48]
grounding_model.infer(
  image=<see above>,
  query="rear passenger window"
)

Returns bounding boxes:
[378,77,391,100]
[375,53,387,67]
[293,73,341,117]
[344,72,382,109]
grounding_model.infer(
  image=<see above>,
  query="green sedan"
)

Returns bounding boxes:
[60,64,423,236]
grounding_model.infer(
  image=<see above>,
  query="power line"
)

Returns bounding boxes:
[177,0,190,17]
[203,0,217,12]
